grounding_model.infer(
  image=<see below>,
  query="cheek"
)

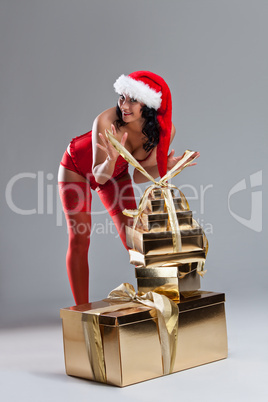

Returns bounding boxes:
[132,104,141,115]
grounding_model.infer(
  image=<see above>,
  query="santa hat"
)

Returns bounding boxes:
[113,71,172,177]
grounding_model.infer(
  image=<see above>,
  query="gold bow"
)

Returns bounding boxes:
[82,283,178,383]
[105,128,199,252]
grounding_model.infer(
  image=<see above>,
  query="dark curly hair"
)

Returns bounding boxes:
[114,104,160,152]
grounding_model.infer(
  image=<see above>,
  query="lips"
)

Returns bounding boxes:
[123,112,132,116]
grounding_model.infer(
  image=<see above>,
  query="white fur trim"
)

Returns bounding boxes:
[113,74,162,110]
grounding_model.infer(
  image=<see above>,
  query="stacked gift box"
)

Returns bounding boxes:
[60,186,227,387]
[126,188,207,301]
[60,145,227,387]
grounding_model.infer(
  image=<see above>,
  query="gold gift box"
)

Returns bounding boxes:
[129,248,206,267]
[135,210,193,231]
[60,291,228,387]
[126,221,203,256]
[135,266,200,299]
[147,196,183,213]
[135,263,198,277]
[151,188,175,199]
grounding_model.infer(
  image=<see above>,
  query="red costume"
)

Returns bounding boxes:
[59,130,137,216]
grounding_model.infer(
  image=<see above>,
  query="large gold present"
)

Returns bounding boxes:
[60,288,228,387]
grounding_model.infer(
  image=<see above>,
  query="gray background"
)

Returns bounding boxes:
[1,0,267,324]
[0,1,267,400]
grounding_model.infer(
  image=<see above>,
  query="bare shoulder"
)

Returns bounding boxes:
[92,107,118,147]
[93,107,117,129]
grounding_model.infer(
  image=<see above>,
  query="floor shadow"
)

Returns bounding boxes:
[30,371,113,388]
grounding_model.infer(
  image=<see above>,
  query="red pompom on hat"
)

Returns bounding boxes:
[114,71,172,177]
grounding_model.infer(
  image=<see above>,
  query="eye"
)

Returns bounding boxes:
[130,98,137,103]
[119,94,125,101]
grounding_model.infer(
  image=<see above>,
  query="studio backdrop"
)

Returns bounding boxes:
[0,0,267,327]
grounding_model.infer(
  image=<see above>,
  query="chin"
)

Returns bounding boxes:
[123,115,133,122]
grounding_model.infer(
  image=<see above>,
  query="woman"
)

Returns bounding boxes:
[58,71,198,305]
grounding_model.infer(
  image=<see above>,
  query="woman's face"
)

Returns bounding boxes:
[118,93,144,123]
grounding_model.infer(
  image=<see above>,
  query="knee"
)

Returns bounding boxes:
[68,239,90,256]
[68,230,90,254]
[67,218,91,237]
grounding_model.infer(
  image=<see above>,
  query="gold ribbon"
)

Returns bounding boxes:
[105,128,199,252]
[148,284,204,301]
[82,283,178,383]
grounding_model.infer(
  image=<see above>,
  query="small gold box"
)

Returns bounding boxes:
[60,291,228,387]
[135,266,200,299]
[131,210,193,231]
[128,248,206,267]
[151,188,175,199]
[126,223,203,256]
[135,263,198,277]
[147,196,183,213]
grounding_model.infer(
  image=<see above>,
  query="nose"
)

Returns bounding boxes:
[121,98,130,110]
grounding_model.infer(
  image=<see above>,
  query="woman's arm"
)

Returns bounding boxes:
[92,111,127,185]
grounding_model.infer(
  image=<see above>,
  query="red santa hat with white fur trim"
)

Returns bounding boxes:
[113,71,172,177]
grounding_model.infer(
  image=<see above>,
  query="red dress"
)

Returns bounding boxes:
[59,130,137,216]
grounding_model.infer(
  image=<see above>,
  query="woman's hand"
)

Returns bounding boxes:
[97,124,128,161]
[167,149,200,171]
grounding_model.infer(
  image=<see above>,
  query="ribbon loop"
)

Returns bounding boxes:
[107,283,178,375]
[82,283,179,382]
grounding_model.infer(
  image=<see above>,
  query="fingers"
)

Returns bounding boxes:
[168,149,175,157]
[190,152,200,163]
[173,156,182,162]
[98,133,113,155]
[121,131,128,146]
[99,132,108,146]
[96,143,108,153]
[111,124,128,144]
[99,132,115,152]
